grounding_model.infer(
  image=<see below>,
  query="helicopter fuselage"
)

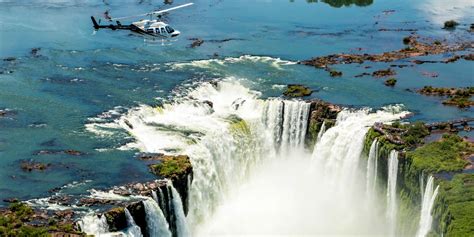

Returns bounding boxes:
[91,16,180,38]
[132,19,180,38]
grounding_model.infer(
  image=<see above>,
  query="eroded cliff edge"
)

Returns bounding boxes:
[363,119,474,236]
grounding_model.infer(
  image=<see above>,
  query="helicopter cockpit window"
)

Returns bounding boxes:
[165,26,175,33]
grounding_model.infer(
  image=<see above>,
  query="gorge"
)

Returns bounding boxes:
[70,79,471,236]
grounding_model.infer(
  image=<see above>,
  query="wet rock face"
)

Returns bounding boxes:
[104,207,127,232]
[148,155,193,214]
[127,202,148,237]
[305,100,341,147]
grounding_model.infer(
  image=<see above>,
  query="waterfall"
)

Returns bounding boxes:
[88,79,410,234]
[143,198,172,237]
[100,80,316,228]
[152,190,159,203]
[169,181,191,237]
[262,99,283,149]
[316,120,326,143]
[366,139,379,199]
[416,175,440,237]
[312,107,409,190]
[387,150,399,237]
[78,214,109,236]
[124,208,143,237]
[280,100,310,150]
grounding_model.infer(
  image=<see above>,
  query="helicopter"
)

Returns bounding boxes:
[91,3,193,39]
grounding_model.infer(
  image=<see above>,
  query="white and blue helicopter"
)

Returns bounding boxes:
[91,3,193,39]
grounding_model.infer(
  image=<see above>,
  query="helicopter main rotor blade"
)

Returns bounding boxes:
[110,2,193,21]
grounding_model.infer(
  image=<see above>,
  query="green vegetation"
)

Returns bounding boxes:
[419,86,474,96]
[434,174,474,236]
[283,84,313,97]
[443,20,459,29]
[407,134,471,173]
[149,155,192,178]
[372,68,396,78]
[403,121,430,146]
[364,123,474,236]
[384,78,397,87]
[0,202,80,237]
[443,96,474,108]
[364,121,429,153]
[418,86,474,108]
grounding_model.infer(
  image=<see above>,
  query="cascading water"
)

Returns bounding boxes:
[366,139,379,200]
[143,198,172,237]
[124,208,144,237]
[312,108,409,191]
[387,150,399,237]
[168,181,191,237]
[416,175,440,237]
[88,79,410,235]
[280,100,310,150]
[151,190,159,203]
[91,79,313,228]
[78,214,109,236]
[316,120,326,143]
[194,105,408,235]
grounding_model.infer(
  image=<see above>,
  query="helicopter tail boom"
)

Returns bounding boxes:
[91,16,132,31]
[91,16,100,30]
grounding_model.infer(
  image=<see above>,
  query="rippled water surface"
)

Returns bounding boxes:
[0,0,473,203]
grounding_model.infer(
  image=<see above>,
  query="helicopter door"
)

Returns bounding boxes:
[160,27,168,37]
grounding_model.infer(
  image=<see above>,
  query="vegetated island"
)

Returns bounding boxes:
[418,86,474,108]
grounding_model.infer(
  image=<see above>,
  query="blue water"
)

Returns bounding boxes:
[0,0,473,203]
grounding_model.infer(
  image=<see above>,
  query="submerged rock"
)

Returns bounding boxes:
[384,78,397,87]
[34,149,85,156]
[443,20,459,29]
[30,48,41,57]
[189,38,204,48]
[0,108,16,118]
[283,84,313,97]
[20,160,51,172]
[329,70,343,77]
[372,68,396,78]
[462,54,474,61]
[3,57,16,62]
